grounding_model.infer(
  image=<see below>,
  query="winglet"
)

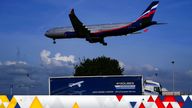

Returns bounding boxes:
[70,8,75,14]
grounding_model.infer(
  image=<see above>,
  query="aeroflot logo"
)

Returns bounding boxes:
[142,4,159,16]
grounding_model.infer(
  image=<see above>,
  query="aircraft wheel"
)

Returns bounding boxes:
[102,42,107,46]
[53,39,56,44]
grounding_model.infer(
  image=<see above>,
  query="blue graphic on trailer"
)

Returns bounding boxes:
[49,75,143,95]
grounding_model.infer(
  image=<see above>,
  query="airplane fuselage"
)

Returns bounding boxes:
[45,1,160,45]
[45,21,156,39]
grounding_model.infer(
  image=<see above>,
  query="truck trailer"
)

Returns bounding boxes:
[49,75,162,95]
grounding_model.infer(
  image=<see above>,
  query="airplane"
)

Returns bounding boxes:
[68,81,84,88]
[45,1,163,46]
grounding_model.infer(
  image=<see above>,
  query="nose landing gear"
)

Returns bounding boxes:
[53,39,56,44]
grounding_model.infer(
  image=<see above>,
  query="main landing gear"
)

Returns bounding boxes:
[101,42,107,46]
[100,39,107,46]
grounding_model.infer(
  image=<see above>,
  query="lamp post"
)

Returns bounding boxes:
[10,84,13,95]
[171,61,175,95]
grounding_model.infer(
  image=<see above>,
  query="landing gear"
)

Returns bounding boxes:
[53,39,56,44]
[101,42,107,46]
[100,39,107,46]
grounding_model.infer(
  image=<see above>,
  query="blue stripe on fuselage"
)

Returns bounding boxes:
[64,32,79,38]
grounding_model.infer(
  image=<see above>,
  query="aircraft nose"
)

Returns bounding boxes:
[45,31,50,37]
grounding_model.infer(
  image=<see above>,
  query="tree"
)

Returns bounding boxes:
[74,56,124,76]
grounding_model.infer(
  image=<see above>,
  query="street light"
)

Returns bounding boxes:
[171,61,175,95]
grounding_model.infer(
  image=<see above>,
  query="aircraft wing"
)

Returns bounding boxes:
[69,9,91,37]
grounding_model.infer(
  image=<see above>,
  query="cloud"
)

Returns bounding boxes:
[0,59,73,95]
[40,50,52,65]
[0,50,76,94]
[118,61,125,68]
[40,49,77,67]
[143,64,159,72]
[125,66,192,93]
[2,61,27,66]
[5,61,17,65]
[0,56,191,94]
[186,70,192,78]
[0,63,39,94]
[126,64,159,73]
[54,53,76,64]
[154,69,192,93]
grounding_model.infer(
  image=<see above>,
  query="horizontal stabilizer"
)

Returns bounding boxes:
[155,22,168,25]
[131,32,142,34]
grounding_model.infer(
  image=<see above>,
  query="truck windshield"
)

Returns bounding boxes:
[154,87,162,95]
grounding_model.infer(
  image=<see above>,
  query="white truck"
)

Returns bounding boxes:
[144,80,162,95]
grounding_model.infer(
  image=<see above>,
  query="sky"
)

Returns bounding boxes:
[0,0,192,94]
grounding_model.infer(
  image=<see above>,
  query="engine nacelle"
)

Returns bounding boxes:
[86,37,103,43]
[86,37,107,46]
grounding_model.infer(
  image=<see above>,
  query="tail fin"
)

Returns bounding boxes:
[138,1,159,21]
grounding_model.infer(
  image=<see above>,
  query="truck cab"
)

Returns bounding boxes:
[144,80,162,95]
